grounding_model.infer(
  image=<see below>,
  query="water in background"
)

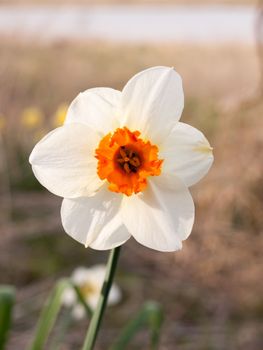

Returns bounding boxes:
[0,5,256,44]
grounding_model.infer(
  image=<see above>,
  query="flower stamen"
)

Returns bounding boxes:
[116,146,141,174]
[95,127,163,196]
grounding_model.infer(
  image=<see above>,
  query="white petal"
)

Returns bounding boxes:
[72,304,86,320]
[120,176,194,252]
[29,124,102,198]
[62,287,76,307]
[61,186,131,249]
[65,87,121,135]
[108,284,122,306]
[71,267,90,285]
[89,225,130,250]
[86,286,121,309]
[160,122,214,187]
[88,265,107,278]
[121,66,184,144]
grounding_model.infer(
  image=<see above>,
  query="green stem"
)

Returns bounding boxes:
[82,246,121,350]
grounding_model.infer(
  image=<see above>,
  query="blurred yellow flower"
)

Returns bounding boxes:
[0,115,6,131]
[21,107,44,129]
[53,103,68,127]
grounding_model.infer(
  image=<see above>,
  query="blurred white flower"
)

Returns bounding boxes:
[63,265,121,320]
[29,66,213,252]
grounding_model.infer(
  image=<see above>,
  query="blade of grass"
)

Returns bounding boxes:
[28,278,71,350]
[49,307,73,350]
[110,301,163,350]
[0,285,15,350]
[29,277,94,350]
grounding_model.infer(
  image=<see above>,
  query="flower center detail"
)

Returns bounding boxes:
[95,127,163,196]
[116,146,141,174]
[79,282,97,297]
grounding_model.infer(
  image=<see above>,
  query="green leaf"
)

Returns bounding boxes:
[0,285,15,350]
[29,278,94,350]
[110,301,164,350]
[28,278,71,350]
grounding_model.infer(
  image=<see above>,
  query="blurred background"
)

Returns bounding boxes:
[0,0,262,349]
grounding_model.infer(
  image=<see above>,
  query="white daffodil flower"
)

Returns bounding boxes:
[29,66,213,252]
[63,265,121,319]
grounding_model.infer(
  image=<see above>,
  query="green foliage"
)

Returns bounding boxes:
[29,278,92,350]
[10,146,43,192]
[110,301,163,350]
[29,279,70,350]
[0,286,15,350]
[0,250,162,350]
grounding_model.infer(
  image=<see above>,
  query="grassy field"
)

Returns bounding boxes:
[0,40,259,117]
[0,39,263,349]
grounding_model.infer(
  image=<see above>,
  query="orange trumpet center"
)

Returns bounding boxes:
[95,127,163,196]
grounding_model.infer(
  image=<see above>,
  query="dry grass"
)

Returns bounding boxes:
[0,40,259,117]
[0,39,263,349]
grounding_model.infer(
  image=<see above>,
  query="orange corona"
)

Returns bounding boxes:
[95,127,163,196]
